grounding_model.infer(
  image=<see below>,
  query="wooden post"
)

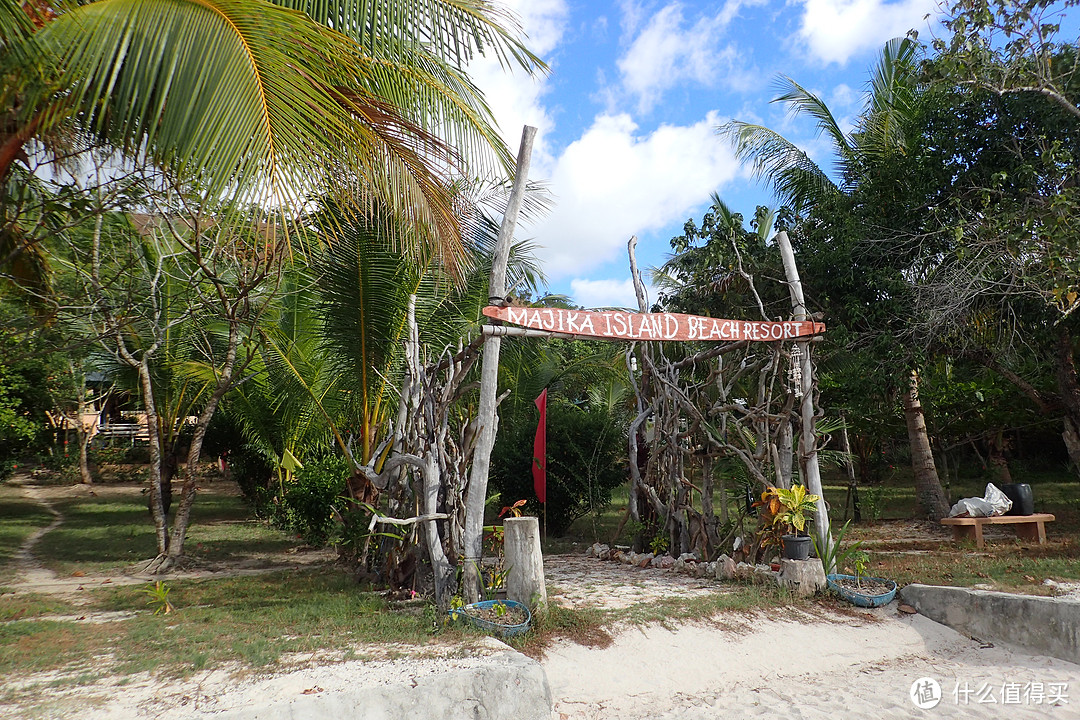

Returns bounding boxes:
[775,231,833,569]
[462,126,537,603]
[504,516,547,611]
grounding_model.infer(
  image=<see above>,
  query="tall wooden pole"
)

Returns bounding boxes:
[775,231,833,569]
[462,126,537,603]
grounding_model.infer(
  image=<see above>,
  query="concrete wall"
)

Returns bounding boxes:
[204,648,552,720]
[900,584,1080,664]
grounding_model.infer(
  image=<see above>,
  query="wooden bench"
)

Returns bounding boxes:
[940,513,1055,549]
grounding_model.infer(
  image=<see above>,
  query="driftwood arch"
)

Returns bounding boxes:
[368,127,833,610]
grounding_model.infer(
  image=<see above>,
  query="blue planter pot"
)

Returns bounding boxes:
[449,599,532,637]
[826,574,897,608]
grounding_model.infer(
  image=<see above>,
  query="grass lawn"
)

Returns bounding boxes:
[29,485,301,576]
[0,486,53,584]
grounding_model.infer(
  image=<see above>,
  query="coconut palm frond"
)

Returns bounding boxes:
[772,76,856,168]
[279,0,545,76]
[718,120,838,213]
[860,37,921,160]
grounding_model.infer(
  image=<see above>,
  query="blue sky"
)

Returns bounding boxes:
[468,0,946,308]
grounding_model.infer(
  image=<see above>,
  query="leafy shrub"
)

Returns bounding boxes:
[229,445,276,508]
[277,455,350,546]
[491,403,626,535]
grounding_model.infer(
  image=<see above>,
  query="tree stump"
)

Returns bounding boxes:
[778,558,826,596]
[504,516,547,611]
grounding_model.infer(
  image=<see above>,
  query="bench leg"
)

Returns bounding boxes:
[1014,522,1047,544]
[951,525,981,548]
[974,523,984,550]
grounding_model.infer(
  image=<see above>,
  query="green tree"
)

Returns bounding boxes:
[910,40,1080,474]
[718,38,953,519]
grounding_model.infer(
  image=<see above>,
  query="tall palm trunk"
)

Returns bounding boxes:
[902,371,950,519]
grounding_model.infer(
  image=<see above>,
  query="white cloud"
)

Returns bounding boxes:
[465,0,568,169]
[465,1,740,291]
[526,112,740,279]
[615,2,763,113]
[797,0,937,65]
[569,278,642,309]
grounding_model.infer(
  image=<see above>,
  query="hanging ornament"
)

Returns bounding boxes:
[789,345,803,398]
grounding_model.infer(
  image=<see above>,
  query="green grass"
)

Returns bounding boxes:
[0,592,85,622]
[0,487,53,582]
[0,567,452,682]
[32,487,299,575]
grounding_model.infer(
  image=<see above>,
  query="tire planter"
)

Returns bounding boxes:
[826,574,897,608]
[449,599,532,637]
[781,534,812,560]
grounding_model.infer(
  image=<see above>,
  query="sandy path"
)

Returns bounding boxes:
[543,601,1078,719]
[5,494,1077,719]
[12,485,65,587]
[541,554,1078,719]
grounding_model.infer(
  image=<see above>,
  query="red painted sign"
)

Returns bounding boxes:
[483,306,825,342]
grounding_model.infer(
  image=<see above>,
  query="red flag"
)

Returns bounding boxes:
[533,388,547,503]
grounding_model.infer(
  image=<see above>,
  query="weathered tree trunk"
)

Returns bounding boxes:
[902,371,950,520]
[462,126,535,603]
[776,231,831,559]
[1055,330,1080,479]
[66,362,96,488]
[840,416,861,523]
[987,430,1012,484]
[135,359,170,557]
[165,377,230,564]
[777,415,793,489]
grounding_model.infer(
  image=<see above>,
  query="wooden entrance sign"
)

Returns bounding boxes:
[482,306,825,343]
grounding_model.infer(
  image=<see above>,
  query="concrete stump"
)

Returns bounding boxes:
[504,516,547,611]
[778,558,826,596]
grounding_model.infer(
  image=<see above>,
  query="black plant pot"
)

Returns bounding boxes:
[781,534,812,561]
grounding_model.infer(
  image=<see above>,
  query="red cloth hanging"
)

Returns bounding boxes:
[533,388,547,503]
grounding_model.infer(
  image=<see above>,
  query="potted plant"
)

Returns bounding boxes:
[449,598,532,637]
[826,550,898,607]
[758,484,820,561]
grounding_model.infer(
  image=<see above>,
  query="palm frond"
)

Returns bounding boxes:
[859,36,921,160]
[718,120,838,213]
[277,0,545,75]
[772,76,856,168]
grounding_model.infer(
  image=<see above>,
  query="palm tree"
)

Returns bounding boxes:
[718,37,952,519]
[4,0,543,271]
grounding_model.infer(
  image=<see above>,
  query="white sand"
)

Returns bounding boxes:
[543,606,1079,719]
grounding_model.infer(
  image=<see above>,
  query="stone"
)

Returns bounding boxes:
[716,555,736,581]
[753,564,777,585]
[658,555,676,569]
[677,552,697,563]
[735,562,755,581]
[777,558,826,596]
[638,553,654,568]
[586,542,609,558]
[650,556,663,568]
[672,559,685,572]
[612,551,627,564]
[619,552,634,565]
